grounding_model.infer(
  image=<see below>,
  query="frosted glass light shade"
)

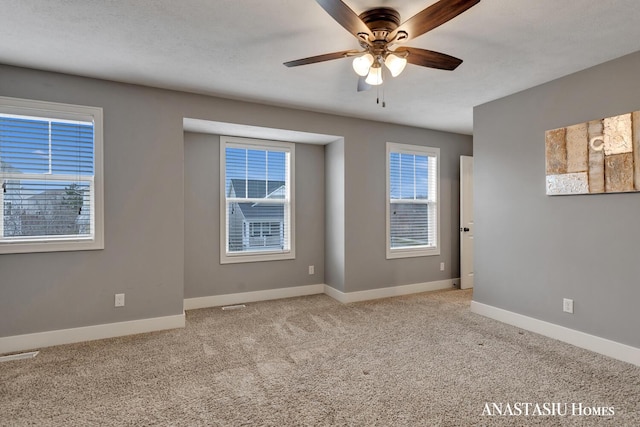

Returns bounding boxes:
[352,53,374,77]
[384,53,407,77]
[365,65,383,85]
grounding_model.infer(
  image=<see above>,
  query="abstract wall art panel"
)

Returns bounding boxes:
[545,111,640,195]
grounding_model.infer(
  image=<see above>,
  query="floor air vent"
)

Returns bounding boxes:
[0,351,39,362]
[221,304,246,311]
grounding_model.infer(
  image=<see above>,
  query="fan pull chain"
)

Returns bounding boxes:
[374,68,386,108]
[375,87,386,108]
[378,67,386,108]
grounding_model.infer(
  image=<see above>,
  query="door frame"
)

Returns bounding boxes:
[460,155,474,289]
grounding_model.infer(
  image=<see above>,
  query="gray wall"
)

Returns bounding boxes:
[325,139,345,291]
[343,125,471,291]
[0,67,185,337]
[183,132,325,297]
[474,51,640,348]
[0,63,471,339]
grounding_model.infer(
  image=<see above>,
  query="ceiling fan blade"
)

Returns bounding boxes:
[284,50,357,67]
[357,76,371,92]
[395,47,463,70]
[316,0,372,40]
[388,0,480,43]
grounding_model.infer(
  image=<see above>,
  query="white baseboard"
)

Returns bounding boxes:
[1,279,457,355]
[470,301,640,367]
[0,313,185,355]
[185,279,457,310]
[324,279,457,304]
[184,284,325,310]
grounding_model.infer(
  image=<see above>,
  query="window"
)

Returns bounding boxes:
[0,96,103,254]
[386,142,439,259]
[220,136,294,263]
[249,221,281,238]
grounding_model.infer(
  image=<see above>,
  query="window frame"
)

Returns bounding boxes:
[385,142,440,259]
[219,136,295,264]
[0,96,104,254]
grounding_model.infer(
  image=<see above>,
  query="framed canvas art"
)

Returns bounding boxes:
[545,111,640,195]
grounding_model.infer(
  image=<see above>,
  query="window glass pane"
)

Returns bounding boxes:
[400,153,415,199]
[0,117,50,174]
[389,152,400,199]
[415,155,428,199]
[389,152,431,200]
[3,179,91,238]
[0,117,94,176]
[389,203,429,248]
[51,122,94,175]
[226,148,289,200]
[227,203,285,253]
[225,147,246,197]
[247,150,267,182]
[267,151,286,199]
[227,203,245,251]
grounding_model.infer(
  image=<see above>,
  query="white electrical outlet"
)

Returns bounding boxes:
[563,298,573,314]
[308,265,315,275]
[440,262,445,271]
[115,293,125,307]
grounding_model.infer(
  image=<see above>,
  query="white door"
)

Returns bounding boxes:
[460,156,474,289]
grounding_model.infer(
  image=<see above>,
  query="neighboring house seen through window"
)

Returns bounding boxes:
[386,142,439,258]
[220,136,294,263]
[0,97,103,254]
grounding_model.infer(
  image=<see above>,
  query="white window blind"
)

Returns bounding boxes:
[386,142,439,258]
[0,97,103,254]
[220,136,295,263]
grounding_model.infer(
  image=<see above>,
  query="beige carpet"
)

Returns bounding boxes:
[1,289,639,426]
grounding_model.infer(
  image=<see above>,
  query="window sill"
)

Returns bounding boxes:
[386,247,440,259]
[0,238,104,255]
[220,249,295,264]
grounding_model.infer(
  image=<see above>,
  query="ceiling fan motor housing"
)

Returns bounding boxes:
[358,7,400,41]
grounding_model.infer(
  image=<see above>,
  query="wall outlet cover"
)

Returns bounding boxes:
[115,293,125,307]
[563,298,573,314]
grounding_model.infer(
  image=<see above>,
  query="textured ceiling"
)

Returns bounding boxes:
[1,0,640,134]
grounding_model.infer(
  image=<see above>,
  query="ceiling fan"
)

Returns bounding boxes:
[284,0,481,89]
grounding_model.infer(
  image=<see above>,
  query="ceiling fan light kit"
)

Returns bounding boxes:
[365,62,383,85]
[352,53,374,76]
[352,50,406,84]
[284,0,481,90]
[384,53,407,77]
